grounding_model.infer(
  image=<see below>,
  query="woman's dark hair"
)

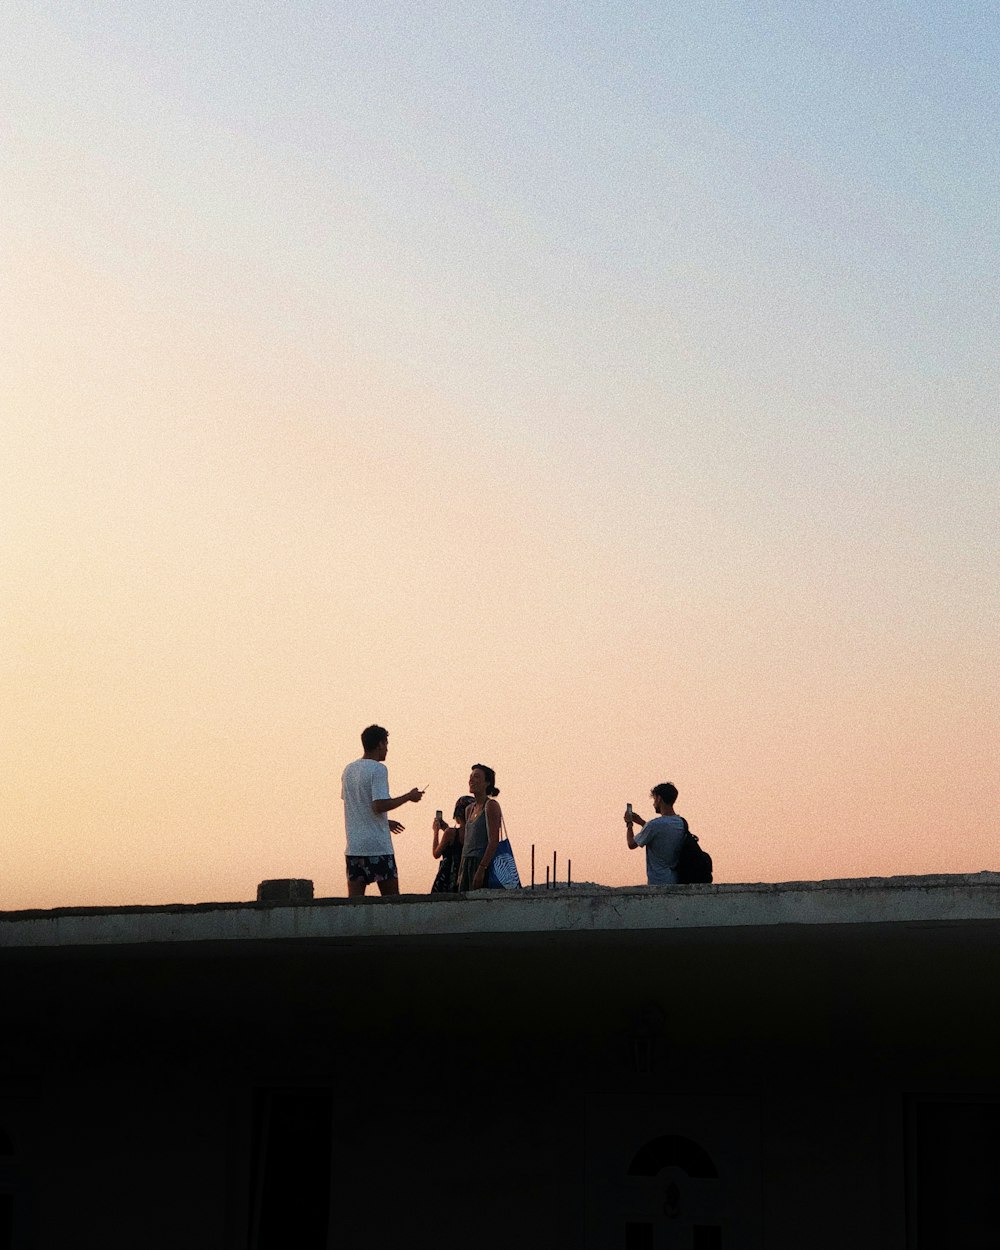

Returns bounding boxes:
[361,724,388,751]
[472,764,499,797]
[651,782,678,805]
[453,795,474,822]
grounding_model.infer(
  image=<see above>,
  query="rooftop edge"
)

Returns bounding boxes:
[2,872,1000,950]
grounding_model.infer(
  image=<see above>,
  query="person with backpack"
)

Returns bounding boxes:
[624,782,707,885]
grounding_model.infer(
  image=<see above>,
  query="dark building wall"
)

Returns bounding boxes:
[0,1078,230,1250]
[2,916,1000,1248]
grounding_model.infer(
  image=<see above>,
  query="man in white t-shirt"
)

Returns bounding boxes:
[624,782,687,885]
[342,724,424,897]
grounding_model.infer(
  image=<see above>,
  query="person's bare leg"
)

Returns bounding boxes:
[377,877,400,896]
[347,878,368,898]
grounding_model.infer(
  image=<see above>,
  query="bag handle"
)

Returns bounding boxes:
[481,798,508,843]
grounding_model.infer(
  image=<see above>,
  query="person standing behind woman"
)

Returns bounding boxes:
[458,764,502,891]
[431,795,472,894]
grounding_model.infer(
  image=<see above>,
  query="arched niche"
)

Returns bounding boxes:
[628,1135,719,1180]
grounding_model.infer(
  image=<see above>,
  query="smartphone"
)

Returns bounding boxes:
[625,803,633,818]
[435,810,443,823]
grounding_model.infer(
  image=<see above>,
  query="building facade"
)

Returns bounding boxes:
[2,874,999,1248]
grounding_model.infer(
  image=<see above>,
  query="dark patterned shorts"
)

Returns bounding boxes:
[345,854,398,886]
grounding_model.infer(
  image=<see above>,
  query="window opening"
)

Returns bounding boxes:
[625,1221,654,1250]
[248,1088,333,1250]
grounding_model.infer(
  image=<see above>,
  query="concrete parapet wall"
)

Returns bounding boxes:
[3,872,1000,951]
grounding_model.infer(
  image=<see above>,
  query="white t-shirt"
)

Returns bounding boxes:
[341,758,393,856]
[635,814,686,885]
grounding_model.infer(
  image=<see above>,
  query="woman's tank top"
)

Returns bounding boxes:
[463,805,489,857]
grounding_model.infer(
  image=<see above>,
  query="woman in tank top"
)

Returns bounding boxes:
[457,764,502,892]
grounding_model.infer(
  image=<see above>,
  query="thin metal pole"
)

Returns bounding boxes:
[531,843,535,890]
[545,866,550,889]
[568,859,572,888]
[553,850,557,890]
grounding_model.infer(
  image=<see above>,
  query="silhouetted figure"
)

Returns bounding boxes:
[625,783,687,885]
[342,724,424,897]
[458,764,502,891]
[431,795,473,893]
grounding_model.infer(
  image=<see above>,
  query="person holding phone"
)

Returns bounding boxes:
[430,795,472,893]
[624,783,687,885]
[457,764,502,891]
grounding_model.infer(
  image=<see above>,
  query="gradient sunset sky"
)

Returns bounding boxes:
[3,1,997,908]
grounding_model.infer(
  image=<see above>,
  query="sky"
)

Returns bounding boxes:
[2,1,997,909]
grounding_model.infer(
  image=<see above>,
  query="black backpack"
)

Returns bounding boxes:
[676,818,713,884]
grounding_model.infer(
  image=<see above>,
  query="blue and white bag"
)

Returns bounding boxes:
[485,817,521,890]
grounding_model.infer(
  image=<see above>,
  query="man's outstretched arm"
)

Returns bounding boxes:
[373,788,424,814]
